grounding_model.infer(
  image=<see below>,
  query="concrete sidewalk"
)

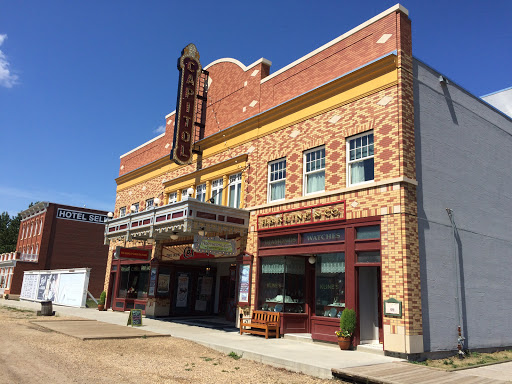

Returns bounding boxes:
[3,299,511,382]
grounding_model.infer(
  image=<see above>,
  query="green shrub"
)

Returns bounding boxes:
[339,309,357,337]
[99,291,106,305]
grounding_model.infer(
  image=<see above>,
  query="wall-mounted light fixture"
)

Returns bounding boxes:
[171,231,179,240]
[154,197,161,207]
[308,255,316,265]
[198,227,206,236]
[130,205,137,213]
[107,212,113,219]
[187,186,195,198]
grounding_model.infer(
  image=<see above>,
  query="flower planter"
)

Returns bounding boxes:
[337,336,351,350]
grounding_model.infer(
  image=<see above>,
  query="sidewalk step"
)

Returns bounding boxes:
[283,333,314,343]
[357,343,384,356]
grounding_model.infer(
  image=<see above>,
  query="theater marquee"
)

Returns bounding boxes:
[257,201,346,230]
[171,43,202,165]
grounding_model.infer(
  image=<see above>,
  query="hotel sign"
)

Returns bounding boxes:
[257,201,345,230]
[57,208,107,224]
[171,43,202,165]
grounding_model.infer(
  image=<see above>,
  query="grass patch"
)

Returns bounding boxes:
[228,351,241,360]
[411,350,512,370]
[4,306,35,314]
[85,299,98,308]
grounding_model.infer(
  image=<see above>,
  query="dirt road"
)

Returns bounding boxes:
[0,306,340,384]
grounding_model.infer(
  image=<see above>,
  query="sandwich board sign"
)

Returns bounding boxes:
[127,309,143,327]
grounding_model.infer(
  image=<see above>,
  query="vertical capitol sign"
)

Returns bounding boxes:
[171,43,202,165]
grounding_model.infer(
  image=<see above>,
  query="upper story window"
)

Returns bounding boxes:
[29,223,33,237]
[347,131,374,186]
[211,178,223,205]
[34,221,38,236]
[228,173,242,208]
[268,158,286,202]
[168,192,177,204]
[196,183,206,202]
[120,207,126,217]
[38,219,42,235]
[21,225,25,239]
[304,146,325,195]
[182,188,190,200]
[145,198,154,210]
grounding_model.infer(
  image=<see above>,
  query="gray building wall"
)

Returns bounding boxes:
[413,59,512,353]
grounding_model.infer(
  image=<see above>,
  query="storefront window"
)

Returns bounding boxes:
[357,251,380,263]
[117,264,150,299]
[258,256,305,313]
[356,225,380,239]
[315,253,345,318]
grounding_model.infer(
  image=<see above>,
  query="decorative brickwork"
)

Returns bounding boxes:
[108,6,423,353]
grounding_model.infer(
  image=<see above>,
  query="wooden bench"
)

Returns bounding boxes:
[240,310,280,339]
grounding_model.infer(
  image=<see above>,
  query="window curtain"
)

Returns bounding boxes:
[319,253,345,273]
[351,162,365,184]
[307,171,325,193]
[270,180,285,200]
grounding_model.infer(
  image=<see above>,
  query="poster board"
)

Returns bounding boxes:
[238,264,250,303]
[127,309,143,327]
[20,268,90,308]
[176,274,189,308]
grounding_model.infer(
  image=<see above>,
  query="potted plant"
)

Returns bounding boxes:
[97,291,106,311]
[335,308,356,350]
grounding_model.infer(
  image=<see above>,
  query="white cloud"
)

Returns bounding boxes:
[154,125,166,134]
[0,34,19,88]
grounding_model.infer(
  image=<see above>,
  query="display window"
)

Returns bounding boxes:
[118,264,150,299]
[258,256,305,313]
[315,253,345,318]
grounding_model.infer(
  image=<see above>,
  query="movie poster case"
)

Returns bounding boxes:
[20,268,90,308]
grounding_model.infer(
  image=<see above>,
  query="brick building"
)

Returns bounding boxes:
[103,4,512,358]
[0,202,109,298]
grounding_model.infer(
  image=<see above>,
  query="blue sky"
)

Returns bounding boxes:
[0,1,511,217]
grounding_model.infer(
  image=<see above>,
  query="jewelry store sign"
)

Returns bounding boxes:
[257,200,345,230]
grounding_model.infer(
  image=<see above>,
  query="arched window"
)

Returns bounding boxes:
[22,225,25,239]
[35,244,39,255]
[39,219,43,234]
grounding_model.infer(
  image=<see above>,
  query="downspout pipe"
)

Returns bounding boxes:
[445,208,465,357]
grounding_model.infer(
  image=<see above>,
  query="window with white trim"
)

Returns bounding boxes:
[303,146,325,195]
[196,183,206,202]
[268,158,286,202]
[210,178,223,205]
[228,173,242,208]
[182,188,190,199]
[30,223,33,237]
[34,221,38,236]
[145,198,154,210]
[132,203,139,213]
[168,192,177,204]
[120,207,126,217]
[347,131,374,186]
[22,225,25,239]
[39,220,42,235]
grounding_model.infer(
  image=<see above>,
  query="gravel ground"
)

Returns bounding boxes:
[0,306,344,384]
